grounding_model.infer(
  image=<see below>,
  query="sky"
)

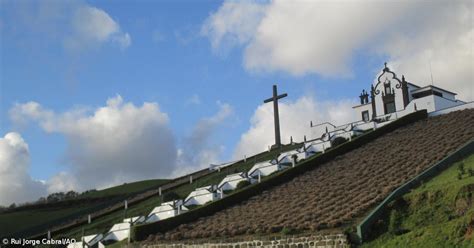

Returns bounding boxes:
[0,0,472,205]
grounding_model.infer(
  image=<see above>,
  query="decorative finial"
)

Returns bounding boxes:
[384,62,387,68]
[402,75,405,81]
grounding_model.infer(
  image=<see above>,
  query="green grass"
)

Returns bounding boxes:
[0,179,169,238]
[53,143,302,241]
[0,200,116,237]
[80,179,170,198]
[361,154,474,248]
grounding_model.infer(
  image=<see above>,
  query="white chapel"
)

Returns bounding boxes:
[353,63,465,121]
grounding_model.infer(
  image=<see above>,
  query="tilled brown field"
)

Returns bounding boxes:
[153,109,474,241]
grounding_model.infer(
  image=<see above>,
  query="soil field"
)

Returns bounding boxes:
[152,109,474,241]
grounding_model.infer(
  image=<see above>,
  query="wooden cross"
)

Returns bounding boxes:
[263,85,287,149]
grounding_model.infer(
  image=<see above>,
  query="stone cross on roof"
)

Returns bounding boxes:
[263,85,287,149]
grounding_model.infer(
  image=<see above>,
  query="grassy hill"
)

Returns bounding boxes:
[0,179,169,238]
[361,153,474,248]
[80,179,170,198]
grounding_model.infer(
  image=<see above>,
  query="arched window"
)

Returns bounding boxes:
[384,80,391,94]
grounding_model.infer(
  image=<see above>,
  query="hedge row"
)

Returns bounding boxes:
[131,110,428,241]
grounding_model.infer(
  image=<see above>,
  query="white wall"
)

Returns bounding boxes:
[249,164,286,178]
[433,95,463,110]
[305,140,331,153]
[147,209,183,223]
[123,216,145,224]
[331,131,354,141]
[407,84,419,102]
[407,96,436,113]
[440,91,456,101]
[353,103,372,121]
[103,223,130,242]
[374,71,405,115]
[184,192,218,206]
[67,241,84,248]
[430,102,474,116]
[218,174,248,191]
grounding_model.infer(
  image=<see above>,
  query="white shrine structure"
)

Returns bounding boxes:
[248,160,287,179]
[184,185,221,207]
[217,172,250,191]
[353,63,465,122]
[146,200,188,223]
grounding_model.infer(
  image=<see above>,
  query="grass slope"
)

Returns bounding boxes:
[80,179,170,198]
[0,179,169,238]
[53,143,302,241]
[362,154,474,248]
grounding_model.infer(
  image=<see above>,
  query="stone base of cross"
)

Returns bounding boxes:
[270,144,282,151]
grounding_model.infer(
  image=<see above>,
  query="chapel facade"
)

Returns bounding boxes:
[353,63,464,121]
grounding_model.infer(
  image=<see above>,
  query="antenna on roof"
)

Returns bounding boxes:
[429,60,434,86]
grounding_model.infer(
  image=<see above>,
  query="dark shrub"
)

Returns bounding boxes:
[458,162,465,175]
[468,168,474,177]
[223,189,233,194]
[388,210,402,235]
[163,192,180,202]
[236,180,251,190]
[331,136,348,147]
[281,226,296,235]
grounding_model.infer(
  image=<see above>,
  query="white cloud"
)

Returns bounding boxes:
[203,0,473,99]
[9,96,235,197]
[174,102,234,176]
[4,0,131,51]
[47,172,79,194]
[114,33,131,49]
[0,132,47,206]
[11,95,177,191]
[66,5,131,50]
[201,1,267,52]
[377,2,474,100]
[233,96,356,159]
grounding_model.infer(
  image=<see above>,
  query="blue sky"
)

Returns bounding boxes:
[0,0,472,204]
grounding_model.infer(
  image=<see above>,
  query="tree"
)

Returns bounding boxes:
[65,191,79,199]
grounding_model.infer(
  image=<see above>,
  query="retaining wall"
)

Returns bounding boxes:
[143,234,349,248]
